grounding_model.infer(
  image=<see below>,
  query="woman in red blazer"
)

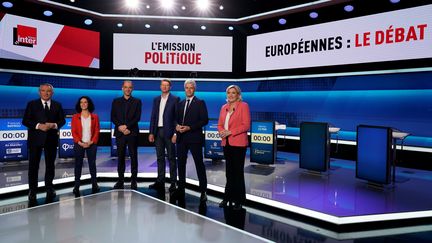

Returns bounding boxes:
[217,85,251,210]
[71,96,100,197]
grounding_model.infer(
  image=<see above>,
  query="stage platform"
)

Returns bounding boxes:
[1,147,432,237]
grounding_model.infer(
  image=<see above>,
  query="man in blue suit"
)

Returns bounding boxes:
[148,78,180,193]
[174,79,209,202]
[22,83,65,203]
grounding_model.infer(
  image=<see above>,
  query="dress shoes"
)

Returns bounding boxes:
[200,192,207,202]
[113,181,124,189]
[46,188,56,202]
[219,200,228,208]
[168,183,176,193]
[148,182,164,190]
[28,190,37,202]
[92,183,100,194]
[131,180,138,190]
[172,188,185,199]
[73,187,81,198]
[233,203,243,210]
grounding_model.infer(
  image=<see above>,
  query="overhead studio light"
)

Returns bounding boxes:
[279,18,286,25]
[344,5,354,12]
[2,2,13,8]
[125,0,140,9]
[84,19,93,25]
[160,0,174,10]
[228,26,234,31]
[201,25,206,30]
[117,23,123,28]
[309,11,318,19]
[173,24,179,30]
[196,0,210,11]
[43,10,53,17]
[252,24,259,30]
[219,5,224,10]
[145,24,151,28]
[181,6,186,10]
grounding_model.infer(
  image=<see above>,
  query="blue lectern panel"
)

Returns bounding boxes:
[356,125,392,184]
[204,119,224,160]
[59,118,74,158]
[300,122,329,172]
[0,118,28,162]
[250,121,275,165]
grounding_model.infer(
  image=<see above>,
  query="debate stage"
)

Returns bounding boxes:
[1,147,432,241]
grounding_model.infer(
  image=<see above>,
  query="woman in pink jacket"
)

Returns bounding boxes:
[217,85,251,210]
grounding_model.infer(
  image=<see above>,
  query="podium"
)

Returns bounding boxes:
[299,122,330,172]
[356,125,393,185]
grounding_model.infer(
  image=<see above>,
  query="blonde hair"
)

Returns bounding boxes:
[226,85,242,102]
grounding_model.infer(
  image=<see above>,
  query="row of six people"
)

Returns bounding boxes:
[23,79,250,209]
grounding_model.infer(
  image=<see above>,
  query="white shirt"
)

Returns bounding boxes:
[224,111,231,130]
[36,99,57,130]
[41,99,51,109]
[81,115,91,143]
[158,94,168,127]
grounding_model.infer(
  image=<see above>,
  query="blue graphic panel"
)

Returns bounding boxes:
[250,121,275,165]
[59,118,74,158]
[0,118,27,162]
[204,119,224,160]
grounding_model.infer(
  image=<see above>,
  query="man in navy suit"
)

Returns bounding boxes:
[148,78,180,192]
[111,80,142,190]
[22,83,65,203]
[174,79,209,202]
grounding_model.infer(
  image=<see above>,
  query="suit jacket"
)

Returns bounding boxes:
[22,99,66,147]
[149,93,180,139]
[71,113,100,144]
[176,96,209,144]
[217,101,251,147]
[111,96,142,137]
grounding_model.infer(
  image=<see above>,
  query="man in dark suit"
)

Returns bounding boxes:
[111,80,142,190]
[174,79,209,202]
[148,79,180,193]
[22,83,65,203]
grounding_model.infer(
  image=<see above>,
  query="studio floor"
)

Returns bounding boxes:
[1,147,432,242]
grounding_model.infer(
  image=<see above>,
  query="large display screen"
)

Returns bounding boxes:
[113,33,232,72]
[246,4,432,72]
[0,13,100,68]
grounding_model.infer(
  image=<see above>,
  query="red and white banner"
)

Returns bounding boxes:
[0,13,100,68]
[246,5,432,72]
[113,33,232,72]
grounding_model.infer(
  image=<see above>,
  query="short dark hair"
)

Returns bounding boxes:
[75,96,95,113]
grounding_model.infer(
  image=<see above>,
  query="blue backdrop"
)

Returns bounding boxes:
[0,70,431,147]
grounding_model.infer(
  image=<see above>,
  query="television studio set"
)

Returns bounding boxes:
[0,0,432,242]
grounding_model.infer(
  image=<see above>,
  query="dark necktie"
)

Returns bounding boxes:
[44,102,49,119]
[182,99,190,125]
